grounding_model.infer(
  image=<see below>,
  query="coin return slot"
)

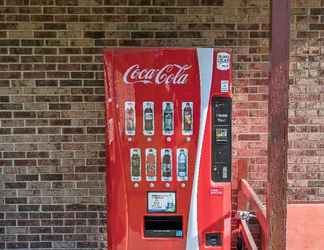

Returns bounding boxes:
[144,216,183,238]
[206,232,222,246]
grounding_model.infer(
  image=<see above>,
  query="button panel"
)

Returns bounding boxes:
[212,97,232,182]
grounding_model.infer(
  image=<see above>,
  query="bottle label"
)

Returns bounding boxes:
[125,101,136,136]
[177,148,188,181]
[130,148,141,182]
[161,148,172,182]
[162,102,174,136]
[145,148,157,181]
[182,102,193,135]
[143,102,154,136]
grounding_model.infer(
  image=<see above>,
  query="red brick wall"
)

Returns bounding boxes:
[288,0,324,202]
[0,0,321,249]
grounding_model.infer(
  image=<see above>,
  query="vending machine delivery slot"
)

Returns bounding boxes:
[104,48,232,250]
[144,216,183,238]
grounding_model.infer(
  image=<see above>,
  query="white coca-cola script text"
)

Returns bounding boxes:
[123,64,191,85]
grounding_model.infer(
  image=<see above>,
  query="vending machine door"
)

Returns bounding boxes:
[104,48,232,250]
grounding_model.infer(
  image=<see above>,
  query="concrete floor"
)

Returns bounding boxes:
[287,204,324,250]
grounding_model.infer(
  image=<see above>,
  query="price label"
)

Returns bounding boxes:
[148,192,176,213]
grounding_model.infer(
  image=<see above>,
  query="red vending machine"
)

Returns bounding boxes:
[104,48,232,250]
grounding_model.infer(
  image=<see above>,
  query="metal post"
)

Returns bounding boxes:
[267,0,290,249]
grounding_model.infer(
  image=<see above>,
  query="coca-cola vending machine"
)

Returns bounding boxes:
[104,48,232,250]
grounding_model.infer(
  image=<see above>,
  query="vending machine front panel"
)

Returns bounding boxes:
[104,48,232,250]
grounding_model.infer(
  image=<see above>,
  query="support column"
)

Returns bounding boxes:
[267,0,290,249]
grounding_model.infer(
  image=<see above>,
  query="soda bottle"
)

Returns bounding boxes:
[144,102,154,135]
[125,103,135,134]
[131,149,141,180]
[183,103,193,134]
[163,102,173,134]
[162,149,172,180]
[146,149,156,181]
[177,149,188,180]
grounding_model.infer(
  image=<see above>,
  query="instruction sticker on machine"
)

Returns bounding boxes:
[148,192,176,213]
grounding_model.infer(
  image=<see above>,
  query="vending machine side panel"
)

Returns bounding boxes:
[104,51,129,250]
[195,49,232,250]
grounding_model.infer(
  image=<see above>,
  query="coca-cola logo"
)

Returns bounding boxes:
[123,64,191,85]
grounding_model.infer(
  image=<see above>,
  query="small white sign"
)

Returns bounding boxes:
[148,192,176,213]
[220,80,229,93]
[217,52,230,71]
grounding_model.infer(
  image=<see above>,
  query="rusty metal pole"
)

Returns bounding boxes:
[267,0,290,249]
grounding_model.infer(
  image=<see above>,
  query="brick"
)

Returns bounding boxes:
[63,127,84,134]
[30,227,51,234]
[6,242,28,249]
[5,198,27,204]
[37,127,61,134]
[53,227,74,233]
[31,15,54,22]
[42,205,64,211]
[59,48,81,54]
[0,112,12,118]
[87,127,105,134]
[5,182,26,189]
[71,72,94,78]
[41,234,63,241]
[3,152,25,158]
[104,0,127,5]
[0,128,11,134]
[13,111,36,118]
[34,47,57,55]
[36,77,59,87]
[18,205,40,212]
[77,242,98,248]
[14,159,37,166]
[60,95,82,102]
[27,152,50,158]
[21,55,43,63]
[310,8,324,15]
[21,39,44,46]
[41,174,63,181]
[201,0,223,5]
[43,6,66,14]
[0,55,19,62]
[84,31,105,39]
[310,24,324,30]
[177,0,199,5]
[6,212,28,220]
[152,15,174,22]
[18,235,40,241]
[49,103,71,110]
[44,23,66,30]
[16,175,39,181]
[66,204,87,211]
[18,220,40,226]
[56,0,78,5]
[13,128,36,134]
[0,39,19,46]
